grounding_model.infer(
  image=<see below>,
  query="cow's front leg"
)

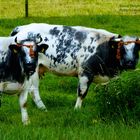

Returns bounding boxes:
[19,90,30,125]
[74,72,93,109]
[29,73,47,111]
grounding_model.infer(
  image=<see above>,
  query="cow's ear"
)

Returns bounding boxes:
[37,44,49,53]
[136,38,140,48]
[118,34,122,38]
[9,44,19,53]
[109,36,122,49]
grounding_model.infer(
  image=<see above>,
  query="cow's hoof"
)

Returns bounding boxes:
[74,106,81,111]
[23,120,30,126]
[43,108,48,112]
[39,107,47,112]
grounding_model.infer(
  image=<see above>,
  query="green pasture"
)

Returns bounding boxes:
[0,0,140,140]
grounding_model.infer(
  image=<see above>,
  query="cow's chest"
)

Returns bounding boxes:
[0,82,23,95]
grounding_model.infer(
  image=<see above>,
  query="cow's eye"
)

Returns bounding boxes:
[124,42,128,45]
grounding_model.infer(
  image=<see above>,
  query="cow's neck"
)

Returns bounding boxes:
[91,44,120,77]
[82,54,112,77]
[107,47,123,76]
[95,41,122,77]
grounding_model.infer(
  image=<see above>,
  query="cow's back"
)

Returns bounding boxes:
[11,24,118,76]
[37,25,115,75]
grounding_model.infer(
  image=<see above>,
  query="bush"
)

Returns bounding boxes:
[94,70,140,123]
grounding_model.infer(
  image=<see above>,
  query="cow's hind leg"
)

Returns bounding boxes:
[74,71,93,109]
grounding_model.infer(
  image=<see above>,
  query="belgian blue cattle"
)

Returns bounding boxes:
[10,23,140,111]
[0,32,47,125]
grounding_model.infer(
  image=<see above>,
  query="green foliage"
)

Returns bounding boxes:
[0,15,140,36]
[94,70,140,123]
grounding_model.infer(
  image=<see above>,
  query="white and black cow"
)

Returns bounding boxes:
[10,23,140,111]
[0,32,47,125]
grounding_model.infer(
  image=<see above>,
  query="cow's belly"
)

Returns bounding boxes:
[50,68,78,76]
[0,82,23,95]
[39,55,78,76]
[40,62,78,76]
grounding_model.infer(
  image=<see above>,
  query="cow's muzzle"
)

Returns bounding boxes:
[24,61,37,76]
[122,60,136,69]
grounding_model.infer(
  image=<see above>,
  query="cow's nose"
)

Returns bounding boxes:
[127,60,133,66]
[26,62,33,68]
[24,62,36,75]
[125,60,135,69]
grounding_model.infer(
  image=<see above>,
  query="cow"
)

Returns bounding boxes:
[0,32,47,125]
[10,23,140,111]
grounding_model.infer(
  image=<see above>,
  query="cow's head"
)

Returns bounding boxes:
[9,32,43,77]
[110,36,140,69]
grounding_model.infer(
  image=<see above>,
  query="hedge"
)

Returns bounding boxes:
[94,69,140,123]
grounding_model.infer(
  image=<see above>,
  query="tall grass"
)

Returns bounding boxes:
[0,0,140,140]
[1,0,140,18]
[0,75,140,139]
[0,121,140,140]
[0,0,140,36]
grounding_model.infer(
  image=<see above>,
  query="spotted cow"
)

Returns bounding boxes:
[0,32,47,125]
[10,23,140,110]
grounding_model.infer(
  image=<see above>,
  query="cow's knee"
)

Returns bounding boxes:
[30,88,47,111]
[75,74,93,109]
[78,76,89,98]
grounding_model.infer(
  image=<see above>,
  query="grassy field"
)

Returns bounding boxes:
[0,0,140,140]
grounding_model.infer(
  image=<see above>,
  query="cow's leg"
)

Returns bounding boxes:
[29,72,47,111]
[19,89,30,125]
[74,71,93,109]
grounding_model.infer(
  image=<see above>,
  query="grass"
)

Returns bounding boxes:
[0,0,140,139]
[1,0,140,18]
[0,122,140,140]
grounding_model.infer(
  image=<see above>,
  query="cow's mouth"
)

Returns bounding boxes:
[122,60,136,70]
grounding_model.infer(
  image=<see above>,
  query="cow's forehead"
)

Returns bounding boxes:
[122,36,136,50]
[124,43,135,51]
[22,41,35,46]
[122,36,136,42]
[16,31,41,43]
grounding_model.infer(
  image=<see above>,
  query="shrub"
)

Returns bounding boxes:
[94,70,140,123]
